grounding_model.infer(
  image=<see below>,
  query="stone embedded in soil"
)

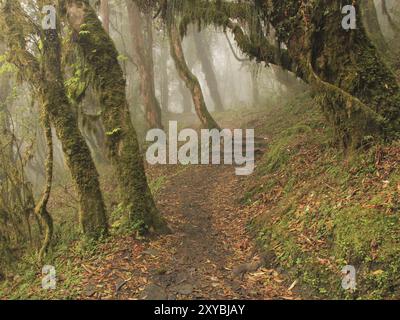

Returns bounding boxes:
[173,283,194,295]
[140,284,168,300]
[83,283,96,297]
[175,272,189,284]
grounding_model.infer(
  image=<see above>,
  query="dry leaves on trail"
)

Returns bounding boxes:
[62,163,296,300]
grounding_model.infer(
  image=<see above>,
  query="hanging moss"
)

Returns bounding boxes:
[143,0,400,148]
[267,0,400,147]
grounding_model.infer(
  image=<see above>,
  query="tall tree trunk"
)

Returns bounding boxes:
[361,0,391,61]
[99,0,109,33]
[193,30,224,112]
[41,30,109,238]
[250,67,260,107]
[63,0,168,233]
[0,44,10,111]
[167,20,219,129]
[159,42,169,111]
[127,0,162,129]
[34,102,53,261]
[382,0,400,33]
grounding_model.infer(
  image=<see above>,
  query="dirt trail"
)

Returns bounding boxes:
[147,164,250,299]
[77,126,295,299]
[96,162,294,300]
[78,162,295,299]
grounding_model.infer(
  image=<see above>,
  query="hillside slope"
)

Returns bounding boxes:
[242,94,400,299]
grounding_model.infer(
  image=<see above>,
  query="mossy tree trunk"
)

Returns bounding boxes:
[99,0,110,33]
[250,67,260,107]
[41,30,109,238]
[35,99,54,261]
[361,0,390,56]
[167,20,220,129]
[127,0,163,129]
[2,1,109,239]
[159,42,170,111]
[63,0,168,233]
[266,0,400,148]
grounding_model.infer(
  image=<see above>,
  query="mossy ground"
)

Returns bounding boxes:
[242,93,400,299]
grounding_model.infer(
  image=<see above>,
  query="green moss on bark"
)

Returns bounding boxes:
[168,19,220,129]
[63,0,169,233]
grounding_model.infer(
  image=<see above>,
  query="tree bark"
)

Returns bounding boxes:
[35,101,54,260]
[167,20,219,129]
[41,29,109,238]
[250,67,260,107]
[63,0,168,233]
[127,0,162,129]
[99,0,110,33]
[361,0,391,61]
[159,42,170,111]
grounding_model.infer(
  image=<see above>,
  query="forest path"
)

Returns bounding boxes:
[79,162,296,300]
[138,163,295,300]
[77,114,296,300]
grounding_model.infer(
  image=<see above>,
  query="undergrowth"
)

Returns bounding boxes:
[245,93,400,299]
[0,167,171,299]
